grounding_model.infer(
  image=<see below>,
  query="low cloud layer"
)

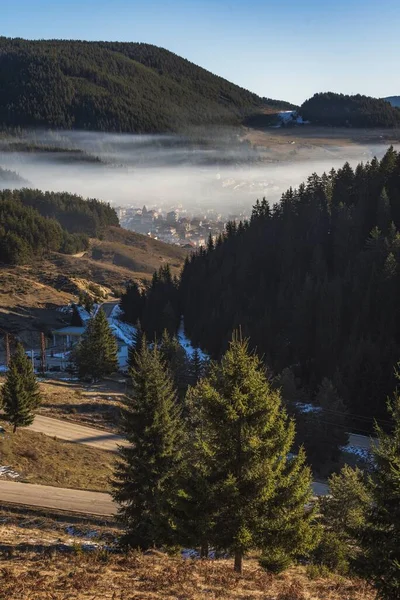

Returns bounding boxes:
[0,129,397,217]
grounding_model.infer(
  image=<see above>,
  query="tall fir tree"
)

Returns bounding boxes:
[159,330,189,400]
[360,391,400,599]
[113,343,184,549]
[1,342,42,432]
[73,309,118,381]
[184,336,316,573]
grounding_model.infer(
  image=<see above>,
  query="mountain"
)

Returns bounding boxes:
[179,147,400,426]
[384,96,400,108]
[0,37,292,133]
[300,92,400,127]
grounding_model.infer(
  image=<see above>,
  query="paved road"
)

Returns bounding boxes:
[98,301,119,318]
[0,481,115,516]
[28,415,127,453]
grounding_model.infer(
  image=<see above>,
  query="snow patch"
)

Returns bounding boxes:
[341,445,372,463]
[295,402,323,414]
[0,466,20,479]
[177,320,208,360]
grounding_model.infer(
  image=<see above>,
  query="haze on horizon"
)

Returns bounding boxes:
[1,0,399,105]
[0,129,398,218]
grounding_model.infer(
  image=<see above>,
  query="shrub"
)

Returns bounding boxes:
[312,531,349,575]
[259,549,292,574]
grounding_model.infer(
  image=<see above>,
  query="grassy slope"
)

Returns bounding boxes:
[0,550,373,599]
[0,227,186,346]
[0,427,114,492]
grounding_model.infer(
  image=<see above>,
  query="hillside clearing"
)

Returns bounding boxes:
[0,427,114,492]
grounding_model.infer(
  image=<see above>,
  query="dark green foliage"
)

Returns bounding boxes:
[73,309,118,381]
[0,37,290,133]
[180,148,400,427]
[0,187,117,264]
[302,379,348,477]
[360,394,400,599]
[120,282,145,326]
[127,321,146,370]
[181,336,316,573]
[314,465,371,574]
[301,92,400,127]
[1,343,42,432]
[159,330,189,400]
[8,188,119,236]
[139,265,180,338]
[113,343,184,549]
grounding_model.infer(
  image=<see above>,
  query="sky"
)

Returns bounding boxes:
[1,0,399,105]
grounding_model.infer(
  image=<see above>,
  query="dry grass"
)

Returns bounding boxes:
[0,427,115,492]
[0,507,374,599]
[0,551,374,600]
[38,377,126,430]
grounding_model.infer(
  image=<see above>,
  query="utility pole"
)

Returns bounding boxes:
[40,332,46,375]
[5,333,10,367]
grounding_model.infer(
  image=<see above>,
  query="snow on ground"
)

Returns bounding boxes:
[277,111,309,126]
[341,445,373,463]
[0,466,20,479]
[295,402,323,414]
[0,365,7,373]
[177,320,208,360]
[76,305,91,324]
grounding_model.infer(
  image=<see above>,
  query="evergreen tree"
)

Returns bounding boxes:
[127,320,145,370]
[73,309,118,381]
[188,348,206,386]
[315,465,371,573]
[1,343,42,432]
[176,384,216,557]
[184,336,316,573]
[113,343,184,549]
[303,378,348,477]
[360,392,400,599]
[159,330,189,399]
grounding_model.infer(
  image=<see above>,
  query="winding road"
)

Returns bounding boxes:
[0,414,331,516]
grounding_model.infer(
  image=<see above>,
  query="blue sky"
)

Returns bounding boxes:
[1,0,399,104]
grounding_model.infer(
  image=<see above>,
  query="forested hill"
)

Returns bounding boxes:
[384,96,400,108]
[0,189,118,264]
[0,37,292,133]
[300,92,400,127]
[179,147,400,426]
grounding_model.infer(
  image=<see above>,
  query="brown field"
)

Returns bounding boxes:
[38,377,126,430]
[0,551,373,600]
[0,427,115,492]
[244,124,400,164]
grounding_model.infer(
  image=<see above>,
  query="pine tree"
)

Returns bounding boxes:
[185,336,316,573]
[113,343,184,549]
[159,330,189,399]
[127,320,145,370]
[360,392,400,599]
[188,348,206,387]
[304,378,348,476]
[1,343,42,432]
[73,309,118,381]
[176,384,216,557]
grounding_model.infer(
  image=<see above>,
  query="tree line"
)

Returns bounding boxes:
[0,37,290,133]
[0,188,119,264]
[177,147,400,430]
[300,92,400,127]
[113,331,400,598]
[2,309,399,597]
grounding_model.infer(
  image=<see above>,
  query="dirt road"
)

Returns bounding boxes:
[27,415,127,452]
[0,479,328,517]
[0,481,115,516]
